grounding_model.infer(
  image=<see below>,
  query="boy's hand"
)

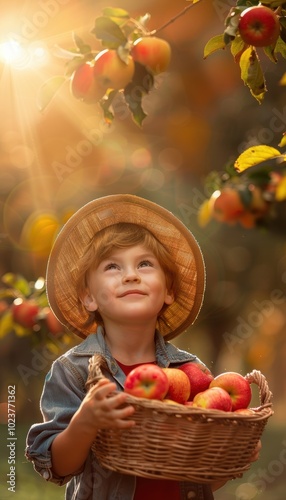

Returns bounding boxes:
[212,439,262,492]
[73,377,135,436]
[250,439,262,462]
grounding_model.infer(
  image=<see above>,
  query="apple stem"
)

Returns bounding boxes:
[150,0,203,36]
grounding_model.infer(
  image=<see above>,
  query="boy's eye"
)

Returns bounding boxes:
[139,260,153,268]
[104,263,119,271]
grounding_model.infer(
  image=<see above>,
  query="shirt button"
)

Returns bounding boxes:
[187,492,196,499]
[42,470,50,480]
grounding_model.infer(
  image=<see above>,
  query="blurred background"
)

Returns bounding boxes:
[0,0,285,498]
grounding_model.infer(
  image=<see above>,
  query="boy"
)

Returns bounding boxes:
[26,194,260,499]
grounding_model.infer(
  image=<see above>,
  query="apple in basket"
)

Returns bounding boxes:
[124,364,169,400]
[234,408,255,415]
[193,387,232,411]
[209,372,252,411]
[162,368,191,404]
[178,361,214,400]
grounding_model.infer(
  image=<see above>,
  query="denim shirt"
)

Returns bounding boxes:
[25,327,214,500]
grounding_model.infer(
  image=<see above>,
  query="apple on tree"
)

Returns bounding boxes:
[162,368,191,404]
[131,36,171,75]
[179,361,214,401]
[238,6,281,48]
[11,299,40,328]
[44,307,64,335]
[93,49,135,91]
[193,387,232,411]
[209,372,252,411]
[124,364,169,400]
[70,61,106,103]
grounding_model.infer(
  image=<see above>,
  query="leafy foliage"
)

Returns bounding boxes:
[204,0,286,102]
[198,135,286,229]
[0,274,72,353]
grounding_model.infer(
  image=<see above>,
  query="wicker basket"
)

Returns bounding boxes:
[86,354,273,483]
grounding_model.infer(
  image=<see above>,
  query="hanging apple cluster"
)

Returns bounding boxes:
[204,0,286,102]
[198,139,286,230]
[39,7,171,126]
[0,273,71,352]
[124,361,254,413]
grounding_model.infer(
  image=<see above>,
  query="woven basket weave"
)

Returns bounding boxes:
[86,354,273,483]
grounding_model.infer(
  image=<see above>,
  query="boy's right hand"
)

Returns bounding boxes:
[72,378,135,437]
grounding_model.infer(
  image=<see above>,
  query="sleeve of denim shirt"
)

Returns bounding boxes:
[25,354,87,485]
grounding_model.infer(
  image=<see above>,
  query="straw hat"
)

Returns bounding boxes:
[46,194,205,340]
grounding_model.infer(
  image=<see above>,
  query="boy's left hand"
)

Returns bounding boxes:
[211,439,262,492]
[250,439,262,462]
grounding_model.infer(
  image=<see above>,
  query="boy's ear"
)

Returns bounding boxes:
[81,290,98,312]
[164,291,174,306]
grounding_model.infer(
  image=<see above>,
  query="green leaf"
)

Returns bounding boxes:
[274,36,286,59]
[235,145,282,172]
[1,273,31,296]
[224,8,243,38]
[102,7,130,20]
[100,90,118,125]
[263,43,278,63]
[238,186,253,208]
[37,76,67,112]
[136,13,151,28]
[203,34,226,58]
[72,33,92,54]
[239,47,266,103]
[124,62,154,127]
[52,44,80,59]
[91,17,128,49]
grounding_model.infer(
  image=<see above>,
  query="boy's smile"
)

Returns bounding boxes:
[83,244,174,328]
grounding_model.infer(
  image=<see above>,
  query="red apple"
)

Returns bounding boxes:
[238,6,280,48]
[209,372,252,411]
[162,368,191,404]
[93,49,135,90]
[234,408,255,415]
[70,61,106,103]
[162,399,182,405]
[193,387,232,411]
[179,361,214,401]
[124,364,169,400]
[44,307,63,335]
[210,188,245,224]
[11,299,39,328]
[131,36,171,74]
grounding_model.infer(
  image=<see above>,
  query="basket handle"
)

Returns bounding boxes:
[85,353,109,392]
[245,369,273,408]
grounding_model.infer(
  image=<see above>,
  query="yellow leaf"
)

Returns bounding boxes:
[275,176,286,201]
[203,34,225,59]
[278,133,286,148]
[239,47,266,103]
[235,145,282,172]
[279,73,286,86]
[198,199,212,227]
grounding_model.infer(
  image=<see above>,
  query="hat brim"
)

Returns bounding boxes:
[46,194,205,340]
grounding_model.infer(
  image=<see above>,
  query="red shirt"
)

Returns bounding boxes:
[116,360,181,500]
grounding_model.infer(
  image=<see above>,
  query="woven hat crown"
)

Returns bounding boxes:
[46,194,205,339]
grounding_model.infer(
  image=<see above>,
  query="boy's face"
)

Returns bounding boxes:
[83,244,174,327]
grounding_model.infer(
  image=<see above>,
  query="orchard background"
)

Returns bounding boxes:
[0,0,286,499]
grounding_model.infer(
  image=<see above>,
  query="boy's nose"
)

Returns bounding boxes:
[122,269,141,283]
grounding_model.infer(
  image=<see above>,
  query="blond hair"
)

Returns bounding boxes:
[77,222,179,328]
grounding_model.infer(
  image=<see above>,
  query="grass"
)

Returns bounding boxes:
[0,424,64,500]
[1,423,285,499]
